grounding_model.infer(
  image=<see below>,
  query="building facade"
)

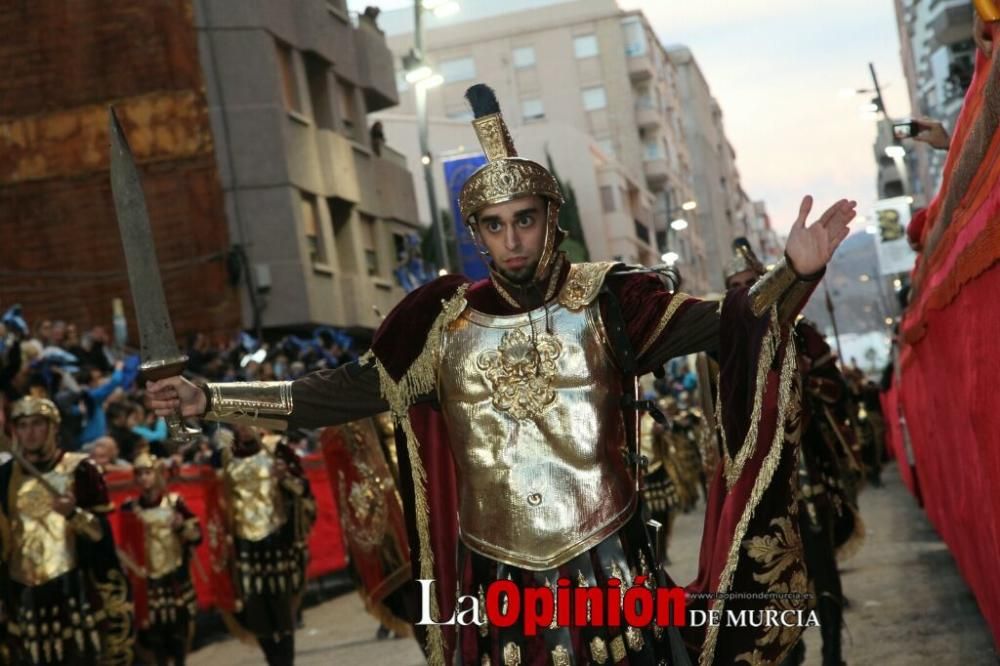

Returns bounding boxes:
[0,0,420,340]
[376,0,720,294]
[669,46,754,291]
[893,0,976,202]
[197,0,423,334]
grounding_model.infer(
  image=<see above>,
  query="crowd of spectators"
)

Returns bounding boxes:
[0,305,359,470]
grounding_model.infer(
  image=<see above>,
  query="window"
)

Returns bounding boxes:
[276,41,303,113]
[438,56,476,83]
[596,138,615,157]
[574,34,599,59]
[301,193,326,265]
[328,197,355,272]
[521,98,544,121]
[643,140,664,161]
[621,17,647,57]
[600,186,616,213]
[582,86,607,111]
[304,53,333,129]
[634,220,650,245]
[361,214,379,277]
[512,46,536,68]
[337,79,358,138]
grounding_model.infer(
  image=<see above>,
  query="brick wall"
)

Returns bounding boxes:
[0,0,241,341]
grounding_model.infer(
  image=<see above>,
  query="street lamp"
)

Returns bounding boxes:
[680,200,697,211]
[884,145,906,159]
[669,218,688,231]
[661,251,679,266]
[406,0,461,273]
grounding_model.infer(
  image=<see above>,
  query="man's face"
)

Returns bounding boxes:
[726,270,758,291]
[136,467,157,492]
[14,415,51,454]
[475,196,547,284]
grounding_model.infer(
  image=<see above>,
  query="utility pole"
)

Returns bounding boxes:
[413,3,452,274]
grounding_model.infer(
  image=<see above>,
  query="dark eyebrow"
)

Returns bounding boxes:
[513,207,540,217]
[479,214,501,224]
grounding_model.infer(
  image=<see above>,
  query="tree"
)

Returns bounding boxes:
[545,152,590,262]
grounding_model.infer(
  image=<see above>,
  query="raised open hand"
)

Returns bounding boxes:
[785,196,857,276]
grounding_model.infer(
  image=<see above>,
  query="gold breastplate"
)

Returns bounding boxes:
[138,495,184,579]
[227,449,284,541]
[439,295,635,570]
[10,453,86,586]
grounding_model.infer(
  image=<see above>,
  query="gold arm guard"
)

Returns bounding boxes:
[204,381,293,430]
[748,258,821,323]
[974,0,999,22]
[68,508,103,542]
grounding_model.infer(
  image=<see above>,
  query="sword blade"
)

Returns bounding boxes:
[108,108,183,365]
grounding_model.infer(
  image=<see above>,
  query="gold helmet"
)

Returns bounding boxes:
[133,451,161,471]
[10,396,61,425]
[458,84,565,281]
[724,237,766,284]
[10,396,61,458]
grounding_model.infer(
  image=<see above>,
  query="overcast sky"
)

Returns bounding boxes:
[350,0,911,234]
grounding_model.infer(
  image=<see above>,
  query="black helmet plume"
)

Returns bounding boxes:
[465,84,501,118]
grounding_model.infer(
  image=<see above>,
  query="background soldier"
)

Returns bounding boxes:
[119,453,202,666]
[0,397,133,665]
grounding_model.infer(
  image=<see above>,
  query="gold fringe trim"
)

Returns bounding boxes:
[374,284,469,665]
[637,292,693,357]
[724,313,782,490]
[700,312,797,666]
[836,507,866,562]
[363,596,415,638]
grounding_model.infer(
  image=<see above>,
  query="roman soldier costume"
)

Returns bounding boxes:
[119,453,202,665]
[197,85,826,665]
[724,242,864,666]
[208,428,315,666]
[0,397,133,666]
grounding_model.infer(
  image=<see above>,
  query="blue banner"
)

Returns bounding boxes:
[442,153,489,279]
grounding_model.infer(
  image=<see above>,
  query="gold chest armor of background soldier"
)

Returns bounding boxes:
[10,453,87,586]
[438,297,634,570]
[226,449,285,542]
[138,494,184,579]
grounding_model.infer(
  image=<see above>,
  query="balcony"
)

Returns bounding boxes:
[643,157,669,188]
[928,0,974,45]
[635,105,661,130]
[628,52,654,82]
[354,16,398,113]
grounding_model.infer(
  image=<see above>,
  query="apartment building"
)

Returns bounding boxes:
[376,0,718,293]
[893,0,976,201]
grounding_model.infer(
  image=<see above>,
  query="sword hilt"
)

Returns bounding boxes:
[165,412,202,448]
[141,356,202,452]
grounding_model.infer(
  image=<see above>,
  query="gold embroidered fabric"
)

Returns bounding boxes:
[557,262,617,311]
[137,496,184,579]
[226,449,285,542]
[748,260,797,318]
[440,300,635,570]
[10,453,87,586]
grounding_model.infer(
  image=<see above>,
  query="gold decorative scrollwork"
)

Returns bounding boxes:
[459,159,562,221]
[476,328,563,420]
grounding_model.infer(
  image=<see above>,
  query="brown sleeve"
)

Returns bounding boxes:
[604,272,721,375]
[287,361,435,429]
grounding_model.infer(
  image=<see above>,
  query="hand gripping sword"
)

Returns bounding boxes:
[108,108,200,449]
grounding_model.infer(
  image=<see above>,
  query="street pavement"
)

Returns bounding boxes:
[188,462,997,665]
